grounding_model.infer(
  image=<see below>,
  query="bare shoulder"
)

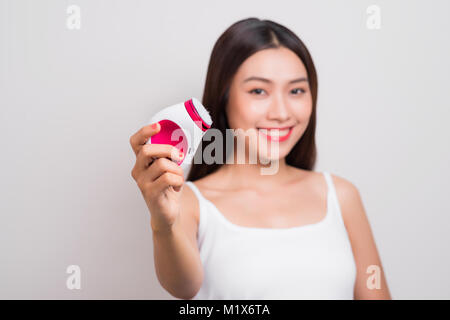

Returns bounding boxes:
[330,173,361,199]
[181,181,200,224]
[328,173,363,225]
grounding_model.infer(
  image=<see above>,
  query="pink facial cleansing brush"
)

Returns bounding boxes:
[146,97,213,175]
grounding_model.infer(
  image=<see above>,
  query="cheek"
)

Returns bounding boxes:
[300,105,312,120]
[295,97,313,120]
[227,102,265,130]
[291,100,313,136]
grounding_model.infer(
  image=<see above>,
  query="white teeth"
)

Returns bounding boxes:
[258,128,291,137]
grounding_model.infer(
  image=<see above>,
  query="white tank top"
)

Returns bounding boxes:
[185,171,357,299]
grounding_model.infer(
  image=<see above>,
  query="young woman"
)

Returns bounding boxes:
[129,18,391,300]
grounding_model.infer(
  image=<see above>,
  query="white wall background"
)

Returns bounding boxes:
[1,0,449,299]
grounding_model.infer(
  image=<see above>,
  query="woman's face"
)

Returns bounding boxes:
[226,46,313,163]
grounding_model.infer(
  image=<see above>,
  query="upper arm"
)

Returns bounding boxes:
[332,174,392,300]
[172,183,203,298]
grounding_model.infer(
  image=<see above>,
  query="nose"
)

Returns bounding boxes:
[267,93,290,122]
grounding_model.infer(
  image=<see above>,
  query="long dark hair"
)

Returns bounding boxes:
[187,17,318,182]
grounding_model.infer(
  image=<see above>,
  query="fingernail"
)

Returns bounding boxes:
[152,123,159,130]
[179,151,184,159]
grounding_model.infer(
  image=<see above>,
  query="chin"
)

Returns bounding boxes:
[256,146,290,163]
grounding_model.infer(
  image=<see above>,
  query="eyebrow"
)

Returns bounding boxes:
[242,76,308,84]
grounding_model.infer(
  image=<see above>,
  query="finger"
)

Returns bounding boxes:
[132,144,183,181]
[129,122,161,156]
[146,157,184,181]
[136,144,184,171]
[152,171,184,194]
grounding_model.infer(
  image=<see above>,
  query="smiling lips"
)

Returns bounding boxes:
[257,126,294,142]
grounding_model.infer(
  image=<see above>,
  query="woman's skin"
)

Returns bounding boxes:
[191,47,392,299]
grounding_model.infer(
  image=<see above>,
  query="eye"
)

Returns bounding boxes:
[249,88,266,95]
[291,88,306,95]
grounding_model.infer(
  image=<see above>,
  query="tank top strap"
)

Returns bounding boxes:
[185,181,205,202]
[322,171,346,226]
[322,171,334,196]
[185,181,209,246]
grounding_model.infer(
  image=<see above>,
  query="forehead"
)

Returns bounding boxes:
[235,47,307,82]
